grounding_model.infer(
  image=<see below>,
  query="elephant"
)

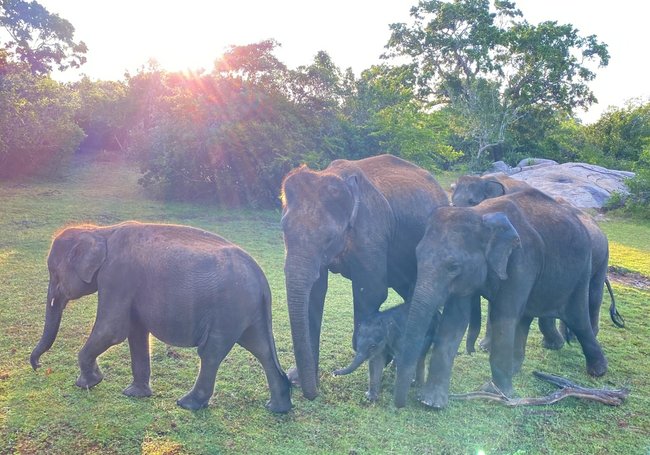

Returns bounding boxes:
[452,174,624,351]
[333,302,440,401]
[280,154,449,400]
[30,222,292,413]
[394,187,609,409]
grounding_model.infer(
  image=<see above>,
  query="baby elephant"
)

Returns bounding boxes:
[30,222,292,413]
[333,303,439,401]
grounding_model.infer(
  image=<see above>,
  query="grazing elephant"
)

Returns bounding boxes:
[333,302,440,401]
[452,174,624,351]
[281,154,449,400]
[30,222,292,413]
[394,188,609,409]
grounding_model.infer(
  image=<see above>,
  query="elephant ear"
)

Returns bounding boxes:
[345,174,360,227]
[68,232,107,283]
[483,212,521,280]
[484,177,506,199]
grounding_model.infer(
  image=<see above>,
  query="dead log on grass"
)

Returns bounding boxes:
[451,371,629,407]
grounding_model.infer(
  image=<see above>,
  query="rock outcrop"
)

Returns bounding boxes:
[485,160,634,209]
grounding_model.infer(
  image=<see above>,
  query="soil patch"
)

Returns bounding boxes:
[609,266,650,291]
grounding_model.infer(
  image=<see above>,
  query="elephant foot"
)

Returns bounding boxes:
[478,337,491,352]
[587,358,608,377]
[266,396,292,414]
[75,368,104,390]
[177,392,209,411]
[123,382,152,397]
[480,380,513,398]
[417,387,449,409]
[265,378,292,413]
[365,390,380,402]
[542,336,565,351]
[286,367,301,387]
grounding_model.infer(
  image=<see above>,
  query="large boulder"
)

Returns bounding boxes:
[489,160,634,208]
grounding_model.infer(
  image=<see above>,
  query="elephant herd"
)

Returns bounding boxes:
[30,154,624,412]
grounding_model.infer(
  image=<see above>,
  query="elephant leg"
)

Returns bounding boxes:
[76,312,130,390]
[487,306,519,397]
[466,294,482,354]
[366,353,386,401]
[238,322,292,413]
[123,322,152,397]
[588,272,606,337]
[479,304,492,352]
[177,332,235,410]
[566,277,608,376]
[414,352,427,387]
[419,297,471,409]
[513,316,533,374]
[564,315,608,377]
[538,317,564,350]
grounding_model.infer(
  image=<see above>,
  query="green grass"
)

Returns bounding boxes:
[1,160,650,454]
[601,218,650,276]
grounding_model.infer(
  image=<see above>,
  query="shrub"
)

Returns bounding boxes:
[0,68,84,178]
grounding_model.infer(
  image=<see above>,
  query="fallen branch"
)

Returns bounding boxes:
[451,371,630,407]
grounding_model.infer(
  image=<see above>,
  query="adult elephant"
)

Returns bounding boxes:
[281,154,449,400]
[395,188,609,409]
[452,174,624,351]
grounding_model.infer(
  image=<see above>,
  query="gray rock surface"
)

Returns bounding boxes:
[485,160,634,208]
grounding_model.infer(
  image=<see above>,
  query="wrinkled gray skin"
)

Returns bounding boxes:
[30,222,292,413]
[395,188,609,409]
[333,303,440,401]
[452,174,624,352]
[281,154,449,400]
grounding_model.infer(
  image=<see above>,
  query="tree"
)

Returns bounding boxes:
[0,65,84,177]
[587,99,650,168]
[72,77,130,152]
[0,0,87,74]
[351,64,462,168]
[384,0,609,165]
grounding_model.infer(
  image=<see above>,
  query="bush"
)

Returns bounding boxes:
[624,148,650,218]
[0,69,84,178]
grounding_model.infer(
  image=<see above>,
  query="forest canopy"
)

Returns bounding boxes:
[0,0,648,214]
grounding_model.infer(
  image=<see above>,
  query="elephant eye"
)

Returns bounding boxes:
[446,261,461,275]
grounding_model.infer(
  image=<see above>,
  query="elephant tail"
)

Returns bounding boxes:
[606,278,625,328]
[260,272,288,380]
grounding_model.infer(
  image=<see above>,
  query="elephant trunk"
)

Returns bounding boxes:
[30,286,65,370]
[333,351,367,376]
[394,281,440,408]
[285,258,320,400]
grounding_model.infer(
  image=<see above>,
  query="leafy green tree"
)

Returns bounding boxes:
[129,45,313,206]
[0,65,84,177]
[72,77,130,152]
[384,0,609,165]
[0,0,87,74]
[587,99,650,168]
[626,146,650,217]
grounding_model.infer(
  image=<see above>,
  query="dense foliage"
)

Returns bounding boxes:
[0,64,83,177]
[384,0,610,166]
[0,0,87,74]
[0,0,648,214]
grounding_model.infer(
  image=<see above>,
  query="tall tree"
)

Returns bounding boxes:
[0,0,87,74]
[384,0,609,164]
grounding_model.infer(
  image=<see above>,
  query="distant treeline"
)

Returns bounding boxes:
[1,1,649,213]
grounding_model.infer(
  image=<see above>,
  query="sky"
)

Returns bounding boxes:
[38,0,649,124]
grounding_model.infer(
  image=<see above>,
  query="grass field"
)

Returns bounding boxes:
[1,159,649,454]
